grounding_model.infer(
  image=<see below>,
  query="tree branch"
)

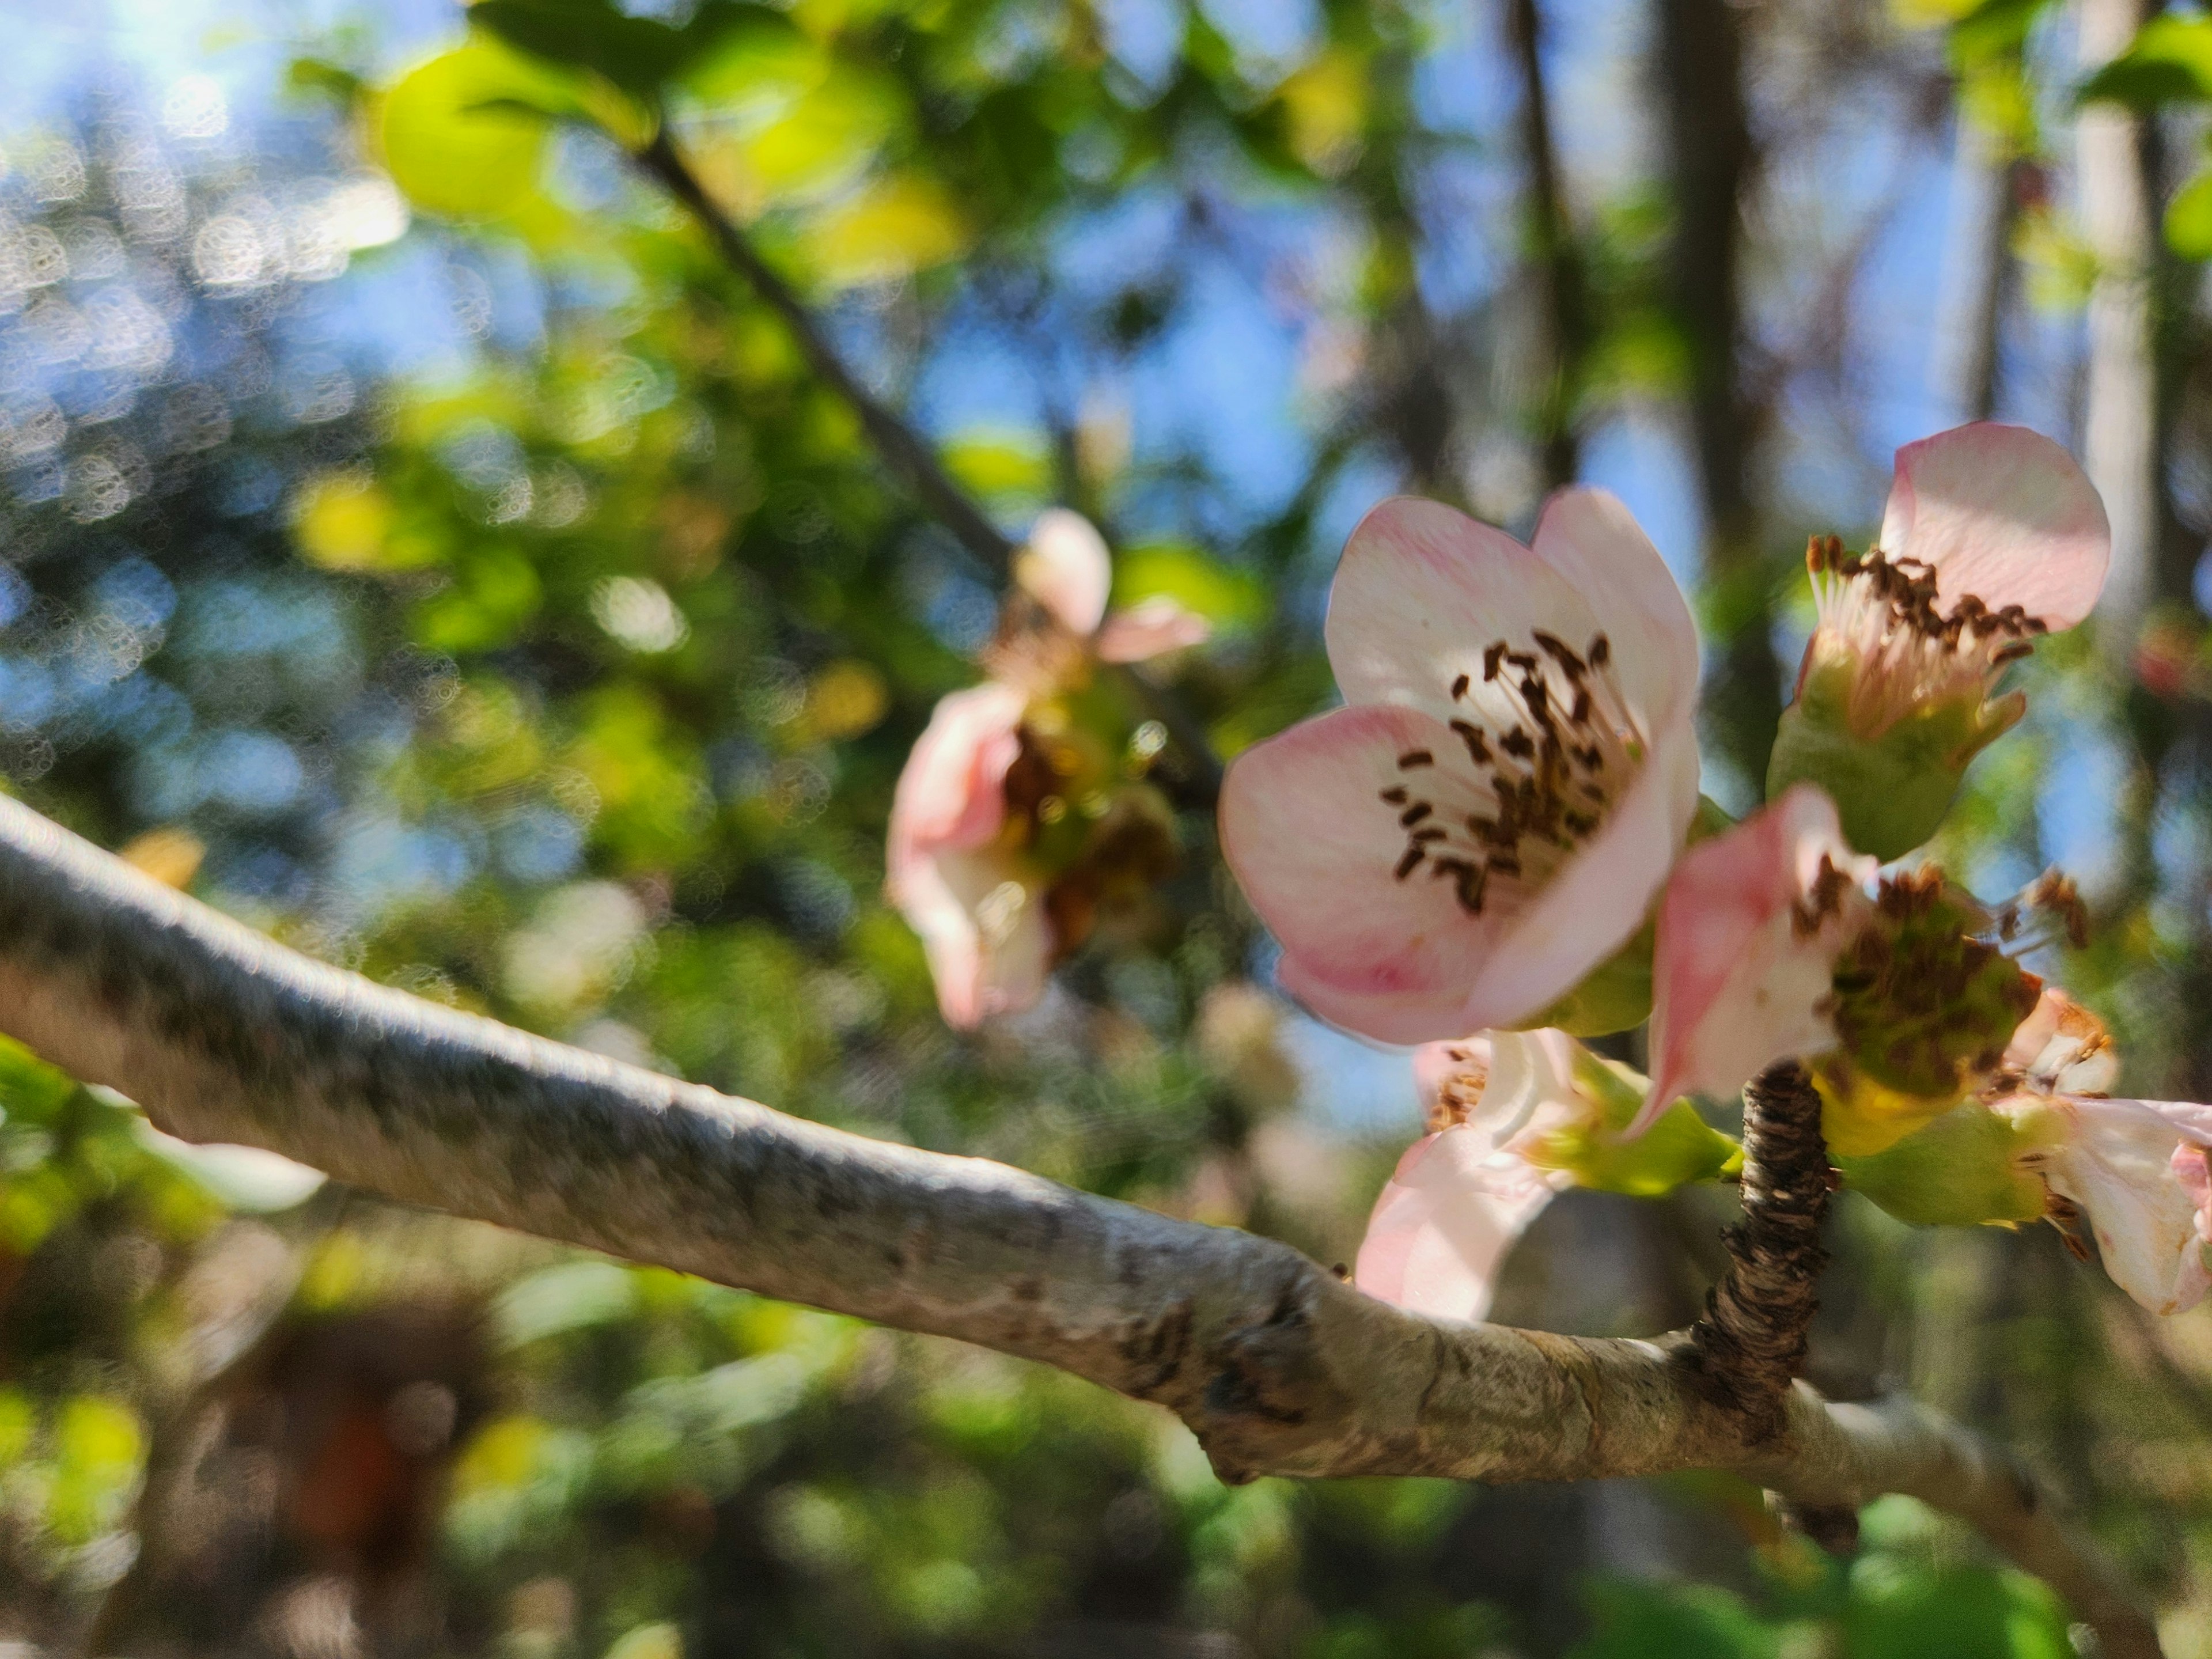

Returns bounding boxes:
[0,796,2162,1657]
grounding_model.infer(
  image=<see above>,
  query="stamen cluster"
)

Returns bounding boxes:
[1804,533,2046,738]
[1378,628,1644,918]
[1828,868,2043,1100]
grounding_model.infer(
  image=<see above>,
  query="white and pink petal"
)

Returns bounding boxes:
[1353,1126,1559,1323]
[887,683,1027,861]
[1015,508,1113,637]
[1095,596,1213,664]
[1878,423,2111,631]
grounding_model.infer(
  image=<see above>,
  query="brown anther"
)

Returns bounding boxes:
[1587,632,1611,668]
[1400,802,1433,827]
[1483,641,1508,680]
[1394,846,1425,881]
[1411,825,1447,843]
[1397,749,1434,770]
[1431,855,1486,915]
[1991,640,2035,666]
[1532,629,1586,678]
[1449,719,1490,763]
[1501,728,1536,760]
[1379,785,1409,805]
[1450,672,1471,700]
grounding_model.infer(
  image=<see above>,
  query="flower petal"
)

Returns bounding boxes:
[1878,423,2111,630]
[1222,703,1528,1044]
[1324,496,1599,724]
[1529,486,1701,730]
[1277,952,1492,1049]
[2050,1096,2212,1316]
[1095,596,1213,664]
[1015,507,1113,637]
[887,847,1053,1029]
[1639,784,1876,1135]
[1353,1127,1557,1323]
[887,682,1026,861]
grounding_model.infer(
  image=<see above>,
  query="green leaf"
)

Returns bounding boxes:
[285,56,365,111]
[472,0,685,101]
[2077,14,2212,111]
[2169,168,2212,259]
[1836,1103,2049,1226]
[1111,543,1266,631]
[377,42,579,219]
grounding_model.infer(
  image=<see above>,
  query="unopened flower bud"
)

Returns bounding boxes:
[1766,424,2108,860]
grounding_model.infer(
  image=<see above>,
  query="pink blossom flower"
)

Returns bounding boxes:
[1220,491,1702,1045]
[884,682,1052,1028]
[1354,1032,1576,1323]
[1638,785,1877,1135]
[1771,423,2111,858]
[1012,509,1211,671]
[1995,988,2212,1316]
[888,512,1208,1028]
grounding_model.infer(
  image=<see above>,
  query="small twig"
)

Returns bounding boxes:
[1688,1059,1833,1436]
[634,129,1016,573]
[632,128,1223,806]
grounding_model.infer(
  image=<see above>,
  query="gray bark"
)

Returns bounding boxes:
[0,795,2164,1656]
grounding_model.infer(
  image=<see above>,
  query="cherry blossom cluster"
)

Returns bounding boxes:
[1222,421,2212,1320]
[889,423,2212,1321]
[885,511,1208,1027]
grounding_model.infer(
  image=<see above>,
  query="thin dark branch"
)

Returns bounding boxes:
[633,128,1222,807]
[635,130,1017,571]
[1502,0,1590,490]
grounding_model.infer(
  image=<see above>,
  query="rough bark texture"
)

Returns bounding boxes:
[0,797,2165,1656]
[1686,1060,1833,1436]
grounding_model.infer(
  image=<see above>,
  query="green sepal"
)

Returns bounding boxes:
[1836,1102,2055,1227]
[1524,1050,1742,1198]
[1765,659,2020,861]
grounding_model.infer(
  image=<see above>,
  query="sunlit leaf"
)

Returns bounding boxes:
[2169,168,2212,259]
[377,42,578,218]
[798,173,967,287]
[2077,14,2212,111]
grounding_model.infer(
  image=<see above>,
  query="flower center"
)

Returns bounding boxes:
[1427,1043,1489,1131]
[1828,868,2044,1100]
[1378,629,1645,917]
[1806,534,2046,730]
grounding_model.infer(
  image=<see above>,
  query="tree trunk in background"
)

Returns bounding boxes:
[1657,0,1779,793]
[2077,0,2160,656]
[1506,0,1589,491]
[1940,119,2020,424]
